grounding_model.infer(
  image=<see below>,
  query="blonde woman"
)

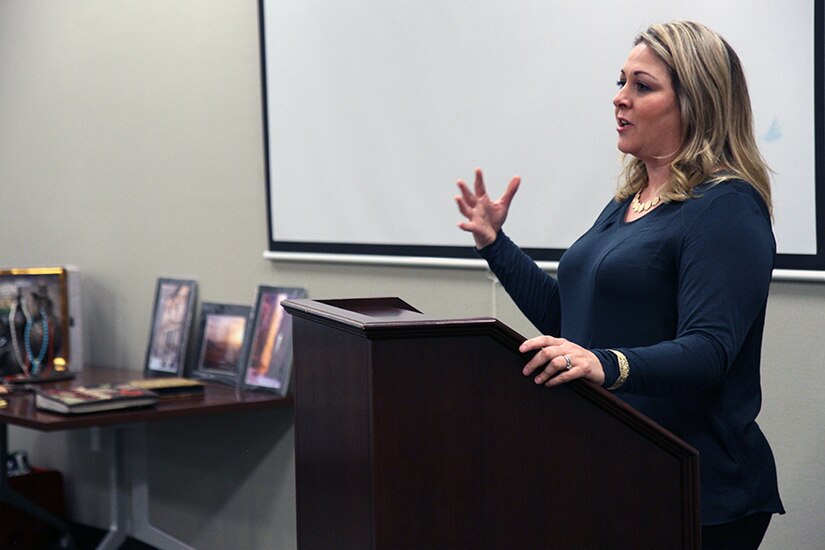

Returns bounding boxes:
[456,21,783,549]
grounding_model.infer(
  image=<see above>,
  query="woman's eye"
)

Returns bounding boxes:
[616,78,651,93]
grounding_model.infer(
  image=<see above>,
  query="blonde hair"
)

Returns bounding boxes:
[616,21,772,214]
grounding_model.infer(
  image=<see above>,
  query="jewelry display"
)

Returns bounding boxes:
[0,266,77,381]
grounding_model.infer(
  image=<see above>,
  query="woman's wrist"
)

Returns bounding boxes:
[474,228,499,250]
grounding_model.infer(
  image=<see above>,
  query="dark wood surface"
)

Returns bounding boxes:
[285,298,700,550]
[0,366,293,432]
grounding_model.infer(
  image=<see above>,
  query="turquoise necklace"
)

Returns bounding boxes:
[21,298,49,375]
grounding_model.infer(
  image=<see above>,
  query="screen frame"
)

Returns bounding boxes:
[258,0,825,273]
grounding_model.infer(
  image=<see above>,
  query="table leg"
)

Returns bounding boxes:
[96,424,195,550]
[94,425,127,550]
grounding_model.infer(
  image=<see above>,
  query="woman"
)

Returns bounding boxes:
[455,21,784,550]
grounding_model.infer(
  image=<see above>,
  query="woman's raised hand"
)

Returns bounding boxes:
[455,168,521,249]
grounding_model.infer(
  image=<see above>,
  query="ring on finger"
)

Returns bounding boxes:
[563,354,572,371]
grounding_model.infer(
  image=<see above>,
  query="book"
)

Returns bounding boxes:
[128,377,205,398]
[35,384,158,414]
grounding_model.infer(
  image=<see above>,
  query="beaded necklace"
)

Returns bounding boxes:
[7,300,29,374]
[21,297,49,376]
[630,188,662,213]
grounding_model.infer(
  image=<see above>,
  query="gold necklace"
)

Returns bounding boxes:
[631,189,661,213]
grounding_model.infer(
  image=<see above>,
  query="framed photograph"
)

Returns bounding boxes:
[144,278,197,377]
[191,303,251,386]
[0,267,75,380]
[240,286,307,395]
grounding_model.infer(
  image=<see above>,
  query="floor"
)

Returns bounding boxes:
[70,523,158,549]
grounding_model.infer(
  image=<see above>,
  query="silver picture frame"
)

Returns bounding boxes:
[240,285,307,395]
[144,278,197,378]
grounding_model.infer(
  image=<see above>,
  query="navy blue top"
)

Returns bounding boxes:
[478,179,784,525]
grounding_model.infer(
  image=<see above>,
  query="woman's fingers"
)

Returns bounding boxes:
[532,355,570,385]
[473,167,487,198]
[499,175,521,208]
[520,337,565,376]
[520,337,605,388]
[455,194,473,219]
[456,179,477,208]
[520,337,579,384]
[520,336,564,354]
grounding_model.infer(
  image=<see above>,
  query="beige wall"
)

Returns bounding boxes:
[0,1,822,548]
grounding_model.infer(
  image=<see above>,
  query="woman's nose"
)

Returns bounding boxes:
[613,87,628,108]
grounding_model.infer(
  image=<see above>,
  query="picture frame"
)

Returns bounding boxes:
[190,302,251,386]
[144,278,197,377]
[240,285,307,395]
[0,267,76,380]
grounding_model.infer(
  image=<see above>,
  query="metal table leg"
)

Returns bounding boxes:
[95,424,195,550]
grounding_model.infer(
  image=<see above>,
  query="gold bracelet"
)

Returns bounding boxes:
[607,349,629,391]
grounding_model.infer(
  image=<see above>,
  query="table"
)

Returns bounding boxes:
[0,366,293,550]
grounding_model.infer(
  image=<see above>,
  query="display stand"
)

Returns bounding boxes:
[284,297,701,550]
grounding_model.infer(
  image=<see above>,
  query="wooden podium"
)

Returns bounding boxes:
[283,297,700,550]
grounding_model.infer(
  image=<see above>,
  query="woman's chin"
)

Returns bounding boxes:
[616,142,635,156]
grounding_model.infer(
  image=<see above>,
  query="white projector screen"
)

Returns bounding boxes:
[259,0,823,271]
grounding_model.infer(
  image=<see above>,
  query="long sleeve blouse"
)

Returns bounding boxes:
[478,179,784,525]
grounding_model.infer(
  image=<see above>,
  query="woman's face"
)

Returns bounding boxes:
[613,43,682,167]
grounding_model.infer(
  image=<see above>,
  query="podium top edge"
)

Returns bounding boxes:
[282,297,504,330]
